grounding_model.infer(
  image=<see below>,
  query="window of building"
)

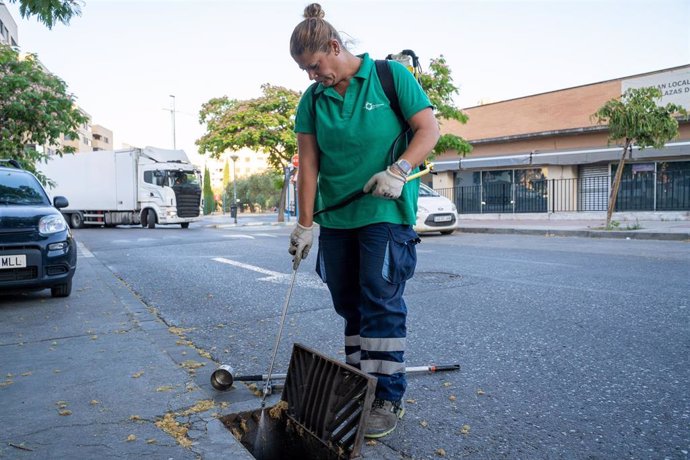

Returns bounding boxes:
[612,160,690,211]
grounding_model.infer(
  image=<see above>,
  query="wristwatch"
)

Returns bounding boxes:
[395,159,413,176]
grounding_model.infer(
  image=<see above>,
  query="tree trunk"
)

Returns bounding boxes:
[277,180,286,223]
[606,139,631,228]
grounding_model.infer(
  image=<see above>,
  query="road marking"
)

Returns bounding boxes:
[77,241,94,258]
[222,234,255,239]
[213,257,282,276]
[212,257,326,290]
[252,233,278,238]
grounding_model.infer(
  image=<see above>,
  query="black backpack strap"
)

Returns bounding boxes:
[375,60,407,129]
[309,81,320,126]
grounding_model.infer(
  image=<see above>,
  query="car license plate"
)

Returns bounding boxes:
[1,255,26,269]
[434,215,452,223]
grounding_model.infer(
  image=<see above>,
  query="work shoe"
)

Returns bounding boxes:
[364,398,405,439]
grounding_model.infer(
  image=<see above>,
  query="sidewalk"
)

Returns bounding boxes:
[203,211,690,241]
[455,215,690,241]
[0,250,255,459]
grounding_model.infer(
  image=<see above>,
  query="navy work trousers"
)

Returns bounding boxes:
[316,223,419,401]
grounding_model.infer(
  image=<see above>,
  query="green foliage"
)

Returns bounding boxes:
[202,165,215,215]
[418,55,472,158]
[592,86,687,150]
[592,86,687,226]
[196,84,300,174]
[225,170,282,212]
[0,45,88,183]
[8,0,81,29]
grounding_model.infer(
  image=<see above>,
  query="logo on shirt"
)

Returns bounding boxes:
[364,101,385,111]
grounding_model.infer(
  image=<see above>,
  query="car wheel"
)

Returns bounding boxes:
[147,210,156,229]
[181,222,189,229]
[70,212,84,229]
[440,230,455,235]
[51,279,72,297]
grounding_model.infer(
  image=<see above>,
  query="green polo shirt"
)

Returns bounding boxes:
[294,53,432,229]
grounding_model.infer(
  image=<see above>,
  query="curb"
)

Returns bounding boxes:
[456,227,690,241]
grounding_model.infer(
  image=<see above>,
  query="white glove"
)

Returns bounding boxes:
[363,167,406,199]
[288,223,313,270]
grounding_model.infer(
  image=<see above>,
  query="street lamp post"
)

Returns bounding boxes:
[230,154,239,224]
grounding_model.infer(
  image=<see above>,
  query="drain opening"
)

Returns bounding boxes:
[220,343,376,460]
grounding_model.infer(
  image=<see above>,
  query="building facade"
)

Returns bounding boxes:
[204,147,270,192]
[433,65,690,216]
[0,1,18,48]
[91,125,114,151]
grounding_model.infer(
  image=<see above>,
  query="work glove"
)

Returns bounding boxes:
[363,167,406,199]
[288,223,313,270]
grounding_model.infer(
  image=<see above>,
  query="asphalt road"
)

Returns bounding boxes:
[73,218,690,459]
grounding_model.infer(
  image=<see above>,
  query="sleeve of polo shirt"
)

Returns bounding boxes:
[294,85,316,134]
[388,60,433,122]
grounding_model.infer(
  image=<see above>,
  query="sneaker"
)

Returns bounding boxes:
[364,398,405,439]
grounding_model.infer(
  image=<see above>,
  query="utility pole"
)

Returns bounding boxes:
[169,95,176,149]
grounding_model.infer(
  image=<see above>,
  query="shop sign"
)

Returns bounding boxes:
[622,67,690,109]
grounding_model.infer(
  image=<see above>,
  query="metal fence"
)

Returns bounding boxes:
[435,171,690,214]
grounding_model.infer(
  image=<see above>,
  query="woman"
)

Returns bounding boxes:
[288,3,440,439]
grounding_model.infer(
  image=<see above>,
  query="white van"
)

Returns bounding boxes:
[414,184,458,235]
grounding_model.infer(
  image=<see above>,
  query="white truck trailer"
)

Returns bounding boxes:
[40,146,202,229]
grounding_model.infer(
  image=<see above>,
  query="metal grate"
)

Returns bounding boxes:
[281,343,376,459]
[173,187,201,217]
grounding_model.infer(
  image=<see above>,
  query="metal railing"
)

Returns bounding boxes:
[434,172,690,214]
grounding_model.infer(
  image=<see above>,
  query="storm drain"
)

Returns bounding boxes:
[413,271,463,285]
[221,343,376,460]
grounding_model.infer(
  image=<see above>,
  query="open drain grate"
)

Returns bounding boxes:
[221,343,376,460]
[282,343,376,458]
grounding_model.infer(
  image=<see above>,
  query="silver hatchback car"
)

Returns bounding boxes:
[414,184,458,235]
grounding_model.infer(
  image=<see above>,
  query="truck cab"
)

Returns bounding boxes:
[140,164,202,228]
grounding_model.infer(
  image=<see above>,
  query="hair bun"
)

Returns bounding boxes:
[303,3,325,19]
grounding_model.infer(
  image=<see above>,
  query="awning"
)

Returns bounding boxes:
[434,141,690,171]
[458,154,531,169]
[630,142,689,160]
[530,148,620,166]
[431,160,460,172]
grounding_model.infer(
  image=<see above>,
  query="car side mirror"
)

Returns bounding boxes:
[54,196,69,209]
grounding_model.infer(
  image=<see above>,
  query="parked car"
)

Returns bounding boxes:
[414,183,458,235]
[0,160,76,297]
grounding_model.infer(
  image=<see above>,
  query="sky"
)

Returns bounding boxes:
[5,0,689,167]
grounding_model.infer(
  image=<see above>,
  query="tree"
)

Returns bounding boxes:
[197,84,299,221]
[7,0,82,29]
[592,86,687,227]
[202,165,215,215]
[418,55,472,158]
[222,158,230,190]
[225,170,282,213]
[0,45,87,184]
